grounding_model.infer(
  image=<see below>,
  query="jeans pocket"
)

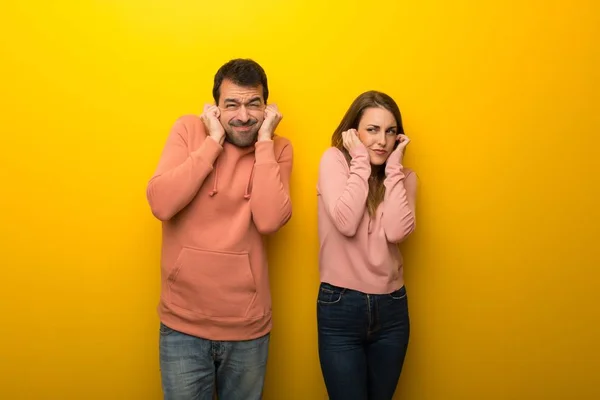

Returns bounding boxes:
[317,283,345,305]
[159,322,176,336]
[389,285,407,300]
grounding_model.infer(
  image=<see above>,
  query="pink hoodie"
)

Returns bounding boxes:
[317,146,416,294]
[147,115,292,341]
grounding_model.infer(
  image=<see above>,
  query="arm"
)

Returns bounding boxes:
[317,147,371,237]
[381,160,417,243]
[249,139,293,234]
[146,119,222,221]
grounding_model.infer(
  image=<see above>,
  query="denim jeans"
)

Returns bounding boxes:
[159,323,269,400]
[317,282,410,400]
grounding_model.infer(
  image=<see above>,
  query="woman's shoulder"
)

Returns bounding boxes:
[403,166,419,179]
[319,146,347,166]
[321,146,344,159]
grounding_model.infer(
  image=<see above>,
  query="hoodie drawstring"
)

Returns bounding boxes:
[209,157,254,200]
[244,164,254,200]
[209,158,219,197]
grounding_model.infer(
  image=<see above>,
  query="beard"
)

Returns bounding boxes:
[224,118,261,147]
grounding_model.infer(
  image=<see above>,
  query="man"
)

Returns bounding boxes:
[146,58,293,400]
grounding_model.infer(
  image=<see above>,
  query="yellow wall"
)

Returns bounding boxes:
[1,1,599,399]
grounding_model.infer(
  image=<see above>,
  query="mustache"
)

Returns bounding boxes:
[229,119,258,127]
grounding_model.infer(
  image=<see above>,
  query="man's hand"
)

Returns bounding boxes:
[200,104,225,145]
[257,104,282,141]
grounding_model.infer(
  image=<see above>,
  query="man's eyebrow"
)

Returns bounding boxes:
[246,96,262,104]
[223,97,262,104]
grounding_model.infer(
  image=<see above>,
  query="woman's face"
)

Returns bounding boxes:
[356,107,398,165]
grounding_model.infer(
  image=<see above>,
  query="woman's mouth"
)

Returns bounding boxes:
[372,149,387,156]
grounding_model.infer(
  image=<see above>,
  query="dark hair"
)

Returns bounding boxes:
[212,59,269,104]
[331,90,405,217]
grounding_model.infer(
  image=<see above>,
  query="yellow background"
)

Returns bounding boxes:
[1,0,599,399]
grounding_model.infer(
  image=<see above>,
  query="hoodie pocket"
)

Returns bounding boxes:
[167,247,257,318]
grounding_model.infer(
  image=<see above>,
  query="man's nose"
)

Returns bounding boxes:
[236,106,249,122]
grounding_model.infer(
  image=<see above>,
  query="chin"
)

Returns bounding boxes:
[369,154,388,166]
[226,131,258,147]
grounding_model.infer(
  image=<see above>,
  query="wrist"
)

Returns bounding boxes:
[208,132,225,141]
[385,159,404,175]
[208,133,224,145]
[349,145,368,159]
[257,131,273,142]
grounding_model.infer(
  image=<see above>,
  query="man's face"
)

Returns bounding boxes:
[217,79,266,147]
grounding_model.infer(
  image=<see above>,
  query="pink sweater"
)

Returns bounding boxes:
[147,115,292,341]
[317,146,416,294]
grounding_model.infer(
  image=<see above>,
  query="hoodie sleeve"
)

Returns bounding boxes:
[249,139,293,234]
[317,147,371,237]
[146,118,223,221]
[381,161,417,243]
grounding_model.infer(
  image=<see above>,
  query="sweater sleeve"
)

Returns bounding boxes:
[146,118,223,221]
[381,161,417,243]
[249,139,293,234]
[317,147,371,237]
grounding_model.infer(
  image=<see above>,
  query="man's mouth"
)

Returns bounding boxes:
[230,121,257,132]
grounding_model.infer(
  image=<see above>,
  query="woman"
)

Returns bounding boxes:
[316,90,417,400]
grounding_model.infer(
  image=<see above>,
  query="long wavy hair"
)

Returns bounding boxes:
[331,91,404,217]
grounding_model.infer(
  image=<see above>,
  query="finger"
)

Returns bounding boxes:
[342,131,349,147]
[397,138,410,151]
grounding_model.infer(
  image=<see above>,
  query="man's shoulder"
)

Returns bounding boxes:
[166,115,209,145]
[171,114,205,132]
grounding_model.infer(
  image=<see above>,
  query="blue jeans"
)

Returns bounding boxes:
[317,282,410,400]
[159,323,269,400]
